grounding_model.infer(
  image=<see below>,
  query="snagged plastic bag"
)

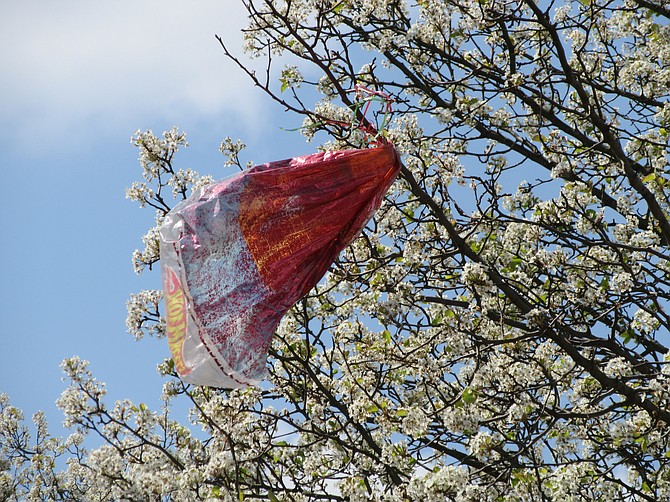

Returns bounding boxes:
[160,144,401,388]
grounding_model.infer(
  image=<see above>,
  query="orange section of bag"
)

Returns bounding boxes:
[164,265,192,376]
[238,145,399,295]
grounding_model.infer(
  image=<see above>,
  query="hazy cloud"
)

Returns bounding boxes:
[0,1,260,150]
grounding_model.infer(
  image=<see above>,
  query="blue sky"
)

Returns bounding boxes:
[0,1,311,434]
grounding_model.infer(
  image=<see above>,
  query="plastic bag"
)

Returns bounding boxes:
[160,144,400,387]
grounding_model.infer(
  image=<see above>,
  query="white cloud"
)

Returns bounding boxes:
[0,1,261,149]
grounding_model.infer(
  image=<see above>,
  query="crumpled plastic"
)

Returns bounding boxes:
[160,144,401,388]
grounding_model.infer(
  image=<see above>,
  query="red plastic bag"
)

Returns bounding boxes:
[160,144,400,387]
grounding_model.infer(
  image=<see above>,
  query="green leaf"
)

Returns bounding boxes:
[643,173,657,184]
[619,329,634,345]
[635,435,649,452]
[462,387,478,405]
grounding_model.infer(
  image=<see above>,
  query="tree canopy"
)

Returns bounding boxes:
[4,0,670,500]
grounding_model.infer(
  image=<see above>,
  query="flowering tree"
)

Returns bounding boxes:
[4,0,670,500]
